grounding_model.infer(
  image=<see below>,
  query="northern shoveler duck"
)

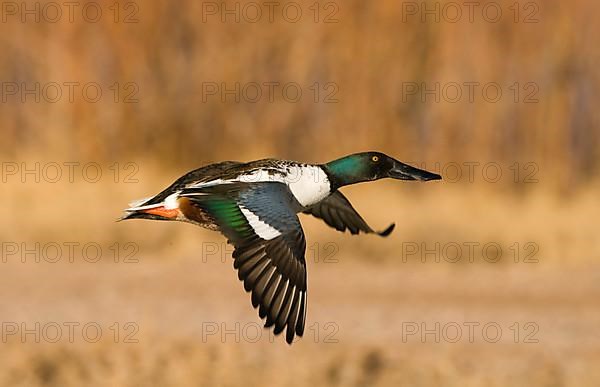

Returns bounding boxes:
[120,152,441,344]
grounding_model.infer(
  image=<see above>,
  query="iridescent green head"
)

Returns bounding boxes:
[323,152,441,189]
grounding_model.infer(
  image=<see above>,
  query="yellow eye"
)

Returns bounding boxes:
[372,156,379,162]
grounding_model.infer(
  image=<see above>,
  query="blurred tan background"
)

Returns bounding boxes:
[1,0,599,386]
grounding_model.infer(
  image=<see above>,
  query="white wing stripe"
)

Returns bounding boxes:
[239,206,282,240]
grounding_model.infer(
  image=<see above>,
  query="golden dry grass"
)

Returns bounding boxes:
[0,0,599,188]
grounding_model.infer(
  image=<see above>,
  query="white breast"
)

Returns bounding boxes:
[283,165,331,207]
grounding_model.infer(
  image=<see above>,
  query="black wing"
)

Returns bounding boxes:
[303,191,395,236]
[141,161,242,206]
[181,182,307,344]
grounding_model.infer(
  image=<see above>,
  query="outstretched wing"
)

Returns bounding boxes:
[303,191,395,236]
[181,182,307,344]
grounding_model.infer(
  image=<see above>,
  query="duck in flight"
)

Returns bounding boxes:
[120,152,441,344]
